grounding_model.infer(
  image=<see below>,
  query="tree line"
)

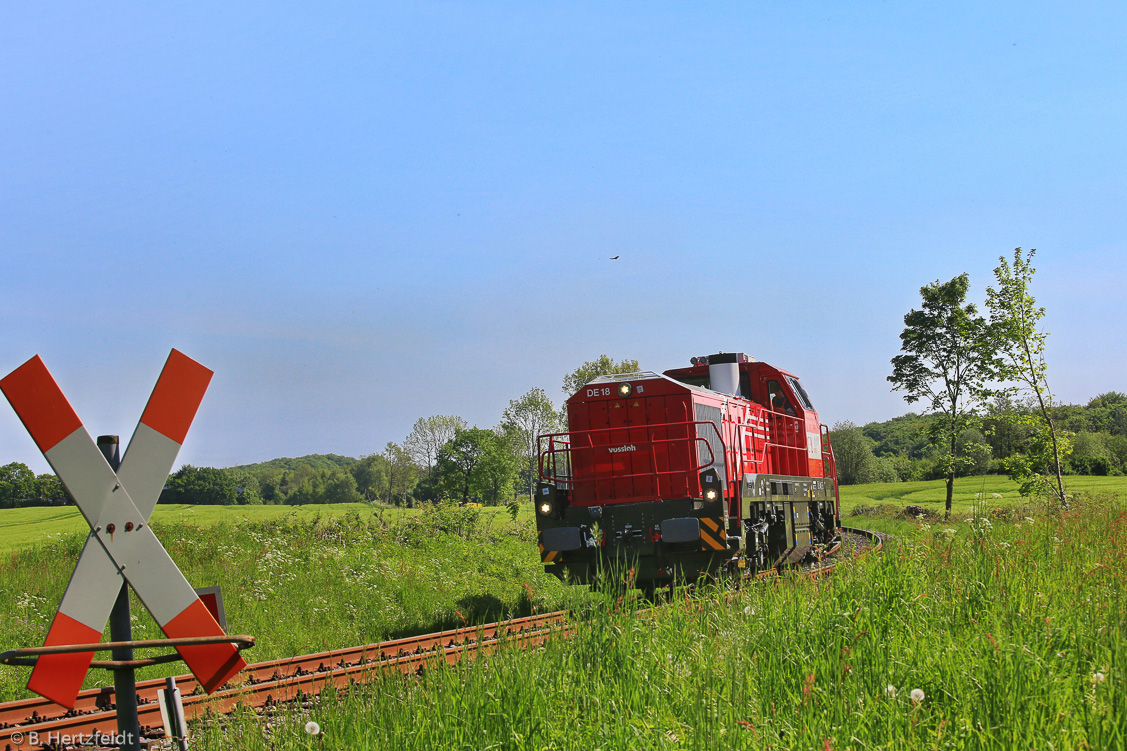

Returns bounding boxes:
[830,390,1127,485]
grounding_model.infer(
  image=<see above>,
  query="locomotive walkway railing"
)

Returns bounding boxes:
[538,420,723,506]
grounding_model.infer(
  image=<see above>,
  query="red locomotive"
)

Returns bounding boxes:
[535,352,839,587]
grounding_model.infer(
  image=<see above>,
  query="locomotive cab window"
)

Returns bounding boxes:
[766,380,796,416]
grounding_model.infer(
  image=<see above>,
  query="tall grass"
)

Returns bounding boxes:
[194,494,1125,750]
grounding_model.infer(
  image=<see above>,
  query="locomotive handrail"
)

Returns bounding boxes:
[759,405,820,477]
[538,419,725,505]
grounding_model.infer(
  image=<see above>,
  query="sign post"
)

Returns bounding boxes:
[97,435,141,751]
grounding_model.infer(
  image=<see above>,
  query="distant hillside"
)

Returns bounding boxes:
[228,454,357,474]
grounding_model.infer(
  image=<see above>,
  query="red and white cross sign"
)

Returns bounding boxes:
[1,350,247,707]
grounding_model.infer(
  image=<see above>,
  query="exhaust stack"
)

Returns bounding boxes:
[708,352,742,397]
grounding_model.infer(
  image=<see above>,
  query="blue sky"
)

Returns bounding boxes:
[3,2,1125,473]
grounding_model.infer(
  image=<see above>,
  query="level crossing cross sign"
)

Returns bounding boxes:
[0,350,247,707]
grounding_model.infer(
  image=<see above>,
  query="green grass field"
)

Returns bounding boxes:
[839,474,1127,536]
[0,502,381,554]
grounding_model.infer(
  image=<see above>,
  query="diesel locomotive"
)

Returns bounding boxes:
[534,352,839,587]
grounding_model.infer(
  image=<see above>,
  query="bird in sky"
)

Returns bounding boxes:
[610,255,620,260]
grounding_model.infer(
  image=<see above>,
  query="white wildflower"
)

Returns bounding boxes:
[743,606,754,616]
[305,721,321,735]
[910,688,925,704]
[1092,672,1106,684]
[885,684,897,698]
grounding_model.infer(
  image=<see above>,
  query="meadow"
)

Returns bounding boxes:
[188,488,1124,750]
[0,478,1124,749]
[0,503,586,702]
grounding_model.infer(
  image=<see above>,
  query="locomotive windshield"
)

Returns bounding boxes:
[785,375,815,410]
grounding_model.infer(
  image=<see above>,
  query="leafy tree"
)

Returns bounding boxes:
[829,421,879,485]
[436,428,518,505]
[404,415,467,470]
[986,248,1069,504]
[861,413,934,460]
[889,274,998,518]
[479,429,520,504]
[1068,432,1113,476]
[981,395,1037,461]
[0,462,39,508]
[382,441,420,504]
[321,468,363,504]
[1085,392,1127,436]
[162,465,239,505]
[352,453,389,501]
[35,473,67,505]
[226,469,263,505]
[956,427,994,477]
[1106,435,1127,473]
[561,355,641,396]
[501,387,561,500]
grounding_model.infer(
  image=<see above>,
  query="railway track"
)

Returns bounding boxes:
[0,528,883,749]
[0,612,569,749]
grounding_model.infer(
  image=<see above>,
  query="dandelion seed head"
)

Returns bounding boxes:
[910,688,925,703]
[305,721,321,735]
[1092,672,1106,684]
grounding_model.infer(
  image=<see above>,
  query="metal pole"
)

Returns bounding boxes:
[98,435,142,751]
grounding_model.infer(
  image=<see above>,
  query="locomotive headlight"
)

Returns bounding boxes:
[536,482,559,517]
[618,382,633,397]
[699,469,722,503]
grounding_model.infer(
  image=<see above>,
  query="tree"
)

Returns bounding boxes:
[352,454,389,501]
[561,355,641,396]
[35,473,67,505]
[404,415,467,470]
[829,421,879,485]
[381,441,420,504]
[501,387,561,501]
[0,462,39,508]
[162,465,239,505]
[226,469,263,505]
[435,428,518,505]
[986,248,1069,505]
[889,274,998,518]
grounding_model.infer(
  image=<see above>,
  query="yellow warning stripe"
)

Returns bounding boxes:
[700,529,726,550]
[538,543,559,563]
[699,517,726,550]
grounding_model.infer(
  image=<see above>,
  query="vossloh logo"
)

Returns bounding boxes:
[607,444,637,454]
